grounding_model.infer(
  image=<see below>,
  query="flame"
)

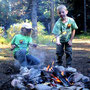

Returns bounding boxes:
[71,83,74,85]
[52,61,54,66]
[55,77,61,83]
[65,78,68,81]
[49,67,53,71]
[61,71,64,76]
[51,74,61,83]
[46,61,54,71]
[46,65,50,71]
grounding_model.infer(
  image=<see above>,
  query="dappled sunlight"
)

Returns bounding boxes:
[0,44,13,60]
[0,44,11,49]
[73,47,90,51]
[0,56,14,60]
[73,39,90,43]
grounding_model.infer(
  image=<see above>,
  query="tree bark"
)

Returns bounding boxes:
[50,0,55,33]
[84,0,87,33]
[31,0,37,37]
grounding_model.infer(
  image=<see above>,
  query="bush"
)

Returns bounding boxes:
[0,37,8,44]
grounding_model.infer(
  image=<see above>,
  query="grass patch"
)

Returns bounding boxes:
[76,33,90,39]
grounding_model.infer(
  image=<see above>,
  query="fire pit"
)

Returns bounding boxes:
[11,62,90,90]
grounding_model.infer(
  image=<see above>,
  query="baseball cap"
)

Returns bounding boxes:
[22,23,33,29]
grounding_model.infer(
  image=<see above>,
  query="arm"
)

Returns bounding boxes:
[56,35,61,45]
[11,44,16,50]
[29,43,37,48]
[68,29,76,46]
[52,34,61,45]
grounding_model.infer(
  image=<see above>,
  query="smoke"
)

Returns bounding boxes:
[29,46,46,65]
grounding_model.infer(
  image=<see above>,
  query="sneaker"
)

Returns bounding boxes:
[66,64,71,68]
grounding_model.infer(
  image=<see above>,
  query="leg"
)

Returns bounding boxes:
[14,49,28,66]
[26,54,40,65]
[65,42,72,67]
[56,43,64,65]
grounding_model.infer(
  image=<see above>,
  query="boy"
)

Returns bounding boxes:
[11,23,40,67]
[52,5,78,67]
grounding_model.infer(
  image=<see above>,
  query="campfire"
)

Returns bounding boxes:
[11,61,90,90]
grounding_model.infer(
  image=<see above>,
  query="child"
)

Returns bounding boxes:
[11,23,40,67]
[52,5,78,67]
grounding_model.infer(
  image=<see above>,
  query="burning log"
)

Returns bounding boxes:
[10,62,90,90]
[52,67,71,86]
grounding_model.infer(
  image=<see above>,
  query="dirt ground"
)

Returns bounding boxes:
[0,39,90,89]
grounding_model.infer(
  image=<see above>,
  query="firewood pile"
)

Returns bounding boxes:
[11,62,90,90]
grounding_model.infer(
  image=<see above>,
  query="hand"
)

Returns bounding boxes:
[30,43,38,48]
[56,36,61,45]
[56,41,61,45]
[32,44,38,48]
[11,45,16,50]
[68,40,72,46]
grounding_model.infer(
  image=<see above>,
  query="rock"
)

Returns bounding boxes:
[26,83,35,89]
[66,67,77,73]
[20,66,30,75]
[35,84,52,90]
[60,86,76,90]
[29,68,41,79]
[55,65,65,72]
[74,82,84,88]
[82,76,90,83]
[76,87,83,90]
[11,79,26,89]
[11,79,21,87]
[73,73,83,82]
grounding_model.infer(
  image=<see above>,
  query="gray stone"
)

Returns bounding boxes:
[35,84,52,90]
[76,87,83,90]
[82,76,90,83]
[55,66,65,72]
[60,86,76,90]
[74,82,84,88]
[65,67,77,73]
[73,73,83,82]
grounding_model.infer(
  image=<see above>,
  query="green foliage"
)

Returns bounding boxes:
[0,37,8,44]
[76,33,90,39]
[0,27,4,37]
[34,22,55,45]
[7,23,22,40]
[6,21,55,45]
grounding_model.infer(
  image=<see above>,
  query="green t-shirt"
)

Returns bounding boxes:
[11,34,32,55]
[52,17,78,43]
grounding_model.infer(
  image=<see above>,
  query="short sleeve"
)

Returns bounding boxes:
[11,35,16,45]
[52,22,61,36]
[71,19,78,30]
[29,36,33,43]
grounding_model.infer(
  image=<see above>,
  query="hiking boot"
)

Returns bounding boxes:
[56,61,62,66]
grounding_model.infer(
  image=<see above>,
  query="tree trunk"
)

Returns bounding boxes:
[84,0,87,33]
[31,0,37,37]
[50,0,55,33]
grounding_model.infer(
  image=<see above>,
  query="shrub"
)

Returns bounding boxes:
[7,21,55,45]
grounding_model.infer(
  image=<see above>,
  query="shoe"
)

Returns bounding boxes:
[66,64,71,68]
[56,61,62,66]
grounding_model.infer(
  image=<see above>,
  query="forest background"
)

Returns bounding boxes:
[0,0,90,45]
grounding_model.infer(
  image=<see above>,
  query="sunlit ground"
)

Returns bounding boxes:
[73,39,90,43]
[0,39,90,60]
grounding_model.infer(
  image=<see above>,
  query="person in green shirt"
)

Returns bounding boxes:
[11,23,40,67]
[52,5,78,67]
